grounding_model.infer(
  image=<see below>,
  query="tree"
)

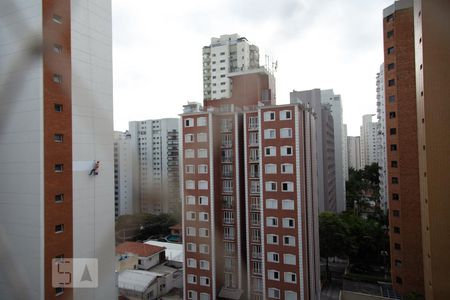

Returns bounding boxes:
[319,212,349,279]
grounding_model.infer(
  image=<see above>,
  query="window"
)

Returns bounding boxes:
[283,236,295,246]
[390,128,397,135]
[53,74,62,84]
[224,273,236,288]
[249,148,259,161]
[199,212,209,222]
[224,227,234,239]
[223,180,233,193]
[250,197,260,210]
[197,133,207,142]
[54,104,63,112]
[393,193,400,200]
[284,254,296,265]
[387,47,395,54]
[187,258,197,268]
[392,177,399,184]
[281,146,293,156]
[185,149,195,158]
[249,164,259,178]
[198,164,208,174]
[53,133,64,143]
[185,180,195,190]
[55,287,64,296]
[252,229,261,242]
[224,242,234,255]
[394,226,400,234]
[187,274,197,284]
[283,218,295,229]
[54,164,64,172]
[391,144,397,151]
[185,165,195,174]
[52,14,63,24]
[198,180,208,190]
[186,211,196,221]
[265,164,277,174]
[198,149,208,158]
[265,181,277,192]
[224,211,234,224]
[393,210,400,217]
[264,129,276,139]
[391,161,398,168]
[280,110,292,120]
[199,228,209,237]
[387,30,394,38]
[265,146,276,156]
[199,196,209,205]
[267,252,279,263]
[200,277,210,286]
[251,213,261,226]
[223,195,233,208]
[388,79,395,86]
[280,128,292,138]
[266,217,278,227]
[395,259,402,267]
[253,261,262,275]
[281,164,293,174]
[55,224,64,233]
[268,288,280,299]
[185,134,194,143]
[200,293,210,300]
[186,227,196,236]
[252,245,262,259]
[389,95,395,102]
[394,243,401,250]
[266,199,278,209]
[282,182,294,192]
[396,276,403,284]
[268,270,280,281]
[282,199,295,210]
[248,116,258,129]
[386,14,394,22]
[187,290,197,300]
[199,244,209,254]
[184,118,194,127]
[222,149,233,162]
[55,194,64,203]
[267,234,278,244]
[197,117,207,126]
[223,164,233,177]
[389,112,396,119]
[187,243,196,252]
[186,196,195,205]
[264,111,275,121]
[285,291,298,300]
[249,132,258,145]
[284,272,297,283]
[388,63,395,71]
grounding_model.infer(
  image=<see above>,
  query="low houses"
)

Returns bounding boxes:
[116,242,183,300]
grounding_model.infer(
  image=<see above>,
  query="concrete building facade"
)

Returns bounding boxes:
[414,0,450,298]
[0,0,116,299]
[129,118,180,216]
[376,64,389,211]
[347,136,361,171]
[383,0,424,296]
[114,131,135,217]
[203,34,260,100]
[360,114,378,168]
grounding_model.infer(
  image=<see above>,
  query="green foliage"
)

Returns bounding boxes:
[346,163,381,211]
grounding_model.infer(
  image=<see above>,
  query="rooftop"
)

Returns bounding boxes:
[144,240,183,263]
[118,270,157,292]
[116,241,165,257]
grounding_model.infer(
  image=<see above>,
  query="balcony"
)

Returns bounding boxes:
[222,142,233,148]
[251,203,261,211]
[252,252,262,260]
[222,156,233,163]
[224,234,235,241]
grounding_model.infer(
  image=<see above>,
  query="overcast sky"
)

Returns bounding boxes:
[112,0,392,136]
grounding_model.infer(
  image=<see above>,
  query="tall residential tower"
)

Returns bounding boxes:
[0,0,116,299]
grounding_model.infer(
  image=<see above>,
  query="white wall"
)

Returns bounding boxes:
[71,0,116,299]
[0,1,44,299]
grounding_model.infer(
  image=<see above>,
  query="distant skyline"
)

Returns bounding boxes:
[112,0,393,136]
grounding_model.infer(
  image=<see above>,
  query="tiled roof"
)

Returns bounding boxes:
[169,224,182,230]
[116,242,165,257]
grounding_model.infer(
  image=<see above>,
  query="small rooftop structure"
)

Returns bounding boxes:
[116,241,165,257]
[118,269,157,293]
[144,240,183,263]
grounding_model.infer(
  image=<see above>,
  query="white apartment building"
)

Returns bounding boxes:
[360,114,378,167]
[114,131,135,217]
[203,34,260,100]
[343,124,349,181]
[321,89,347,213]
[129,119,180,216]
[0,0,116,299]
[347,136,362,170]
[376,64,389,210]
